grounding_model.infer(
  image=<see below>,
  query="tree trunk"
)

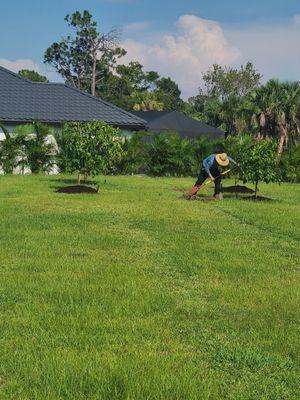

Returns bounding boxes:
[234,172,239,199]
[254,181,258,198]
[77,173,81,185]
[91,57,96,96]
[277,124,288,155]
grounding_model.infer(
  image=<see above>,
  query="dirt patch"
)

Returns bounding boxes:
[180,194,199,201]
[56,185,99,194]
[222,185,255,194]
[180,194,217,202]
[242,195,272,202]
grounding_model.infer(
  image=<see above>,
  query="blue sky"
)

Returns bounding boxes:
[1,0,300,98]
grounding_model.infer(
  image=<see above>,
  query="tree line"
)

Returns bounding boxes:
[17,10,300,157]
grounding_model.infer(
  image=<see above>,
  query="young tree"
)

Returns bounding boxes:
[44,10,123,95]
[239,138,280,197]
[58,121,124,183]
[18,69,49,83]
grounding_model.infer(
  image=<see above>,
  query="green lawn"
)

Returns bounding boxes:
[0,175,299,400]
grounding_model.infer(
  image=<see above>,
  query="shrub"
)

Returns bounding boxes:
[116,131,150,175]
[58,121,124,183]
[280,143,300,183]
[117,133,227,177]
[0,124,24,173]
[14,121,57,173]
[145,132,197,177]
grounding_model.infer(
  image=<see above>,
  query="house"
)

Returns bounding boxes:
[0,66,146,136]
[132,110,224,140]
[0,66,146,174]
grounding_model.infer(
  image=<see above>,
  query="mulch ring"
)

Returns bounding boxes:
[222,185,255,194]
[56,185,99,194]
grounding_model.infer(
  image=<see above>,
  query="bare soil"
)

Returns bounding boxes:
[181,194,217,202]
[222,185,255,194]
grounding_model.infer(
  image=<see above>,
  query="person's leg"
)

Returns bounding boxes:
[190,169,208,195]
[213,173,222,197]
[209,165,221,197]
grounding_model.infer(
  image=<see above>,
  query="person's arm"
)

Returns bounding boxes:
[228,156,240,166]
[203,155,215,180]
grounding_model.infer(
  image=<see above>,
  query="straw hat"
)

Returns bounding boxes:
[215,153,229,166]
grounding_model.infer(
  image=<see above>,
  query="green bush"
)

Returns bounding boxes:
[0,121,56,174]
[116,131,150,175]
[58,121,124,182]
[117,132,227,177]
[144,133,197,177]
[0,124,23,173]
[15,121,57,173]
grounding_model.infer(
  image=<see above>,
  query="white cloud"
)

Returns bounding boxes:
[122,14,300,99]
[122,15,240,99]
[293,14,300,26]
[124,21,151,32]
[0,58,43,74]
[0,58,62,82]
[226,18,300,84]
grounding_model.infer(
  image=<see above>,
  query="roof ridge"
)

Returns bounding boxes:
[0,65,33,84]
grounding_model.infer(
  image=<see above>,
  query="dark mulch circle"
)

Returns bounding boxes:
[222,185,255,194]
[242,195,272,202]
[56,185,99,194]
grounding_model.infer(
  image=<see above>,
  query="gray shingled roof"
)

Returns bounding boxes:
[132,111,224,139]
[0,66,146,129]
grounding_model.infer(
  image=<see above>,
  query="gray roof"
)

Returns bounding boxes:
[0,66,146,129]
[132,111,224,139]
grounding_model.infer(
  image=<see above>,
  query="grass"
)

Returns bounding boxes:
[0,175,299,399]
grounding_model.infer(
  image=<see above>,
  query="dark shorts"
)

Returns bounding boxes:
[194,166,222,195]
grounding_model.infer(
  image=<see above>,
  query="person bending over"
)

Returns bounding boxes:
[190,151,239,198]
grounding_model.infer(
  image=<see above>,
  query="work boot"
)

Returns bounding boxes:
[190,185,203,196]
[213,193,223,200]
[186,185,200,200]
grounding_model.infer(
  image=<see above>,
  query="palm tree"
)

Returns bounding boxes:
[281,81,300,146]
[23,121,56,173]
[243,88,269,138]
[244,80,300,154]
[0,123,23,173]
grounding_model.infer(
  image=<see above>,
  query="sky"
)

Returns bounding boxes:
[1,0,300,99]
